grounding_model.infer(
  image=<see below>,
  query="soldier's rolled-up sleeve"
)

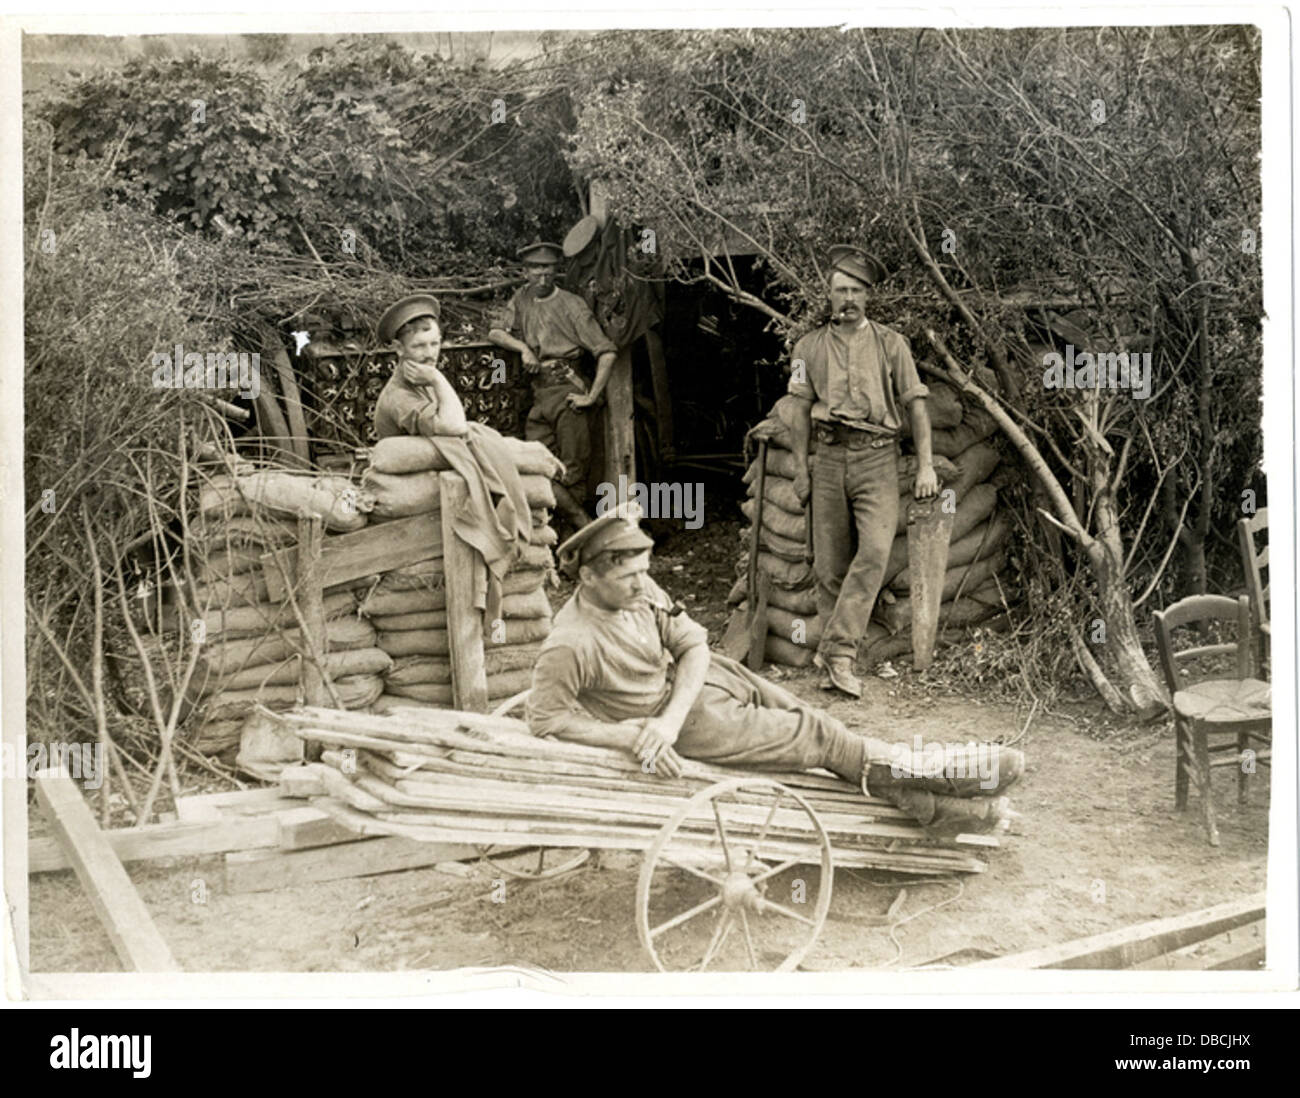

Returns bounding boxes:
[890,334,929,406]
[662,611,709,660]
[786,335,816,402]
[567,299,617,358]
[493,296,519,337]
[526,646,587,738]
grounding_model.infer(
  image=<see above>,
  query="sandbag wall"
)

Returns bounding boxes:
[185,466,388,754]
[727,383,1016,669]
[359,435,561,712]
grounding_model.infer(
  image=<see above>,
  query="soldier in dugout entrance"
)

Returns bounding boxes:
[489,240,618,532]
[788,245,938,700]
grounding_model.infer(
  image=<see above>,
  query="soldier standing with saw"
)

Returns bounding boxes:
[788,245,938,699]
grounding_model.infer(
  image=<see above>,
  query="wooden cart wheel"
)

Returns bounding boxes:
[636,778,833,973]
[476,845,592,880]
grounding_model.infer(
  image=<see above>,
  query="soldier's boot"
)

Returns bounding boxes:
[813,652,863,699]
[864,743,1025,799]
[877,788,1014,836]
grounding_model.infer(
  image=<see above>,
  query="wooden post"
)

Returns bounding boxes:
[297,514,329,708]
[439,473,489,712]
[603,345,636,489]
[643,328,674,464]
[34,766,180,972]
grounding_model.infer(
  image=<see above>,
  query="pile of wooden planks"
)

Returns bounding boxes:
[30,780,497,895]
[269,705,1001,876]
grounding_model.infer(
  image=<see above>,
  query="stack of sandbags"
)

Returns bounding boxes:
[183,466,384,755]
[360,434,562,522]
[357,434,561,711]
[365,560,554,711]
[728,384,1015,669]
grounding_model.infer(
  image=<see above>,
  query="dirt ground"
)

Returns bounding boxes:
[23,516,1270,974]
[25,669,1270,975]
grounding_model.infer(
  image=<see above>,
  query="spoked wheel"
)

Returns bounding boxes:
[477,845,592,880]
[636,778,833,972]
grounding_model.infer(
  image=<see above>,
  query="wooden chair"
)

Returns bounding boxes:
[1237,508,1269,665]
[1152,594,1271,846]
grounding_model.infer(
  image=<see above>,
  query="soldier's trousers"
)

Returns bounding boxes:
[674,654,898,782]
[810,440,900,662]
[525,381,590,489]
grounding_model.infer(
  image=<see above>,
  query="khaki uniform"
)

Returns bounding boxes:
[527,577,885,781]
[497,285,617,489]
[788,319,928,662]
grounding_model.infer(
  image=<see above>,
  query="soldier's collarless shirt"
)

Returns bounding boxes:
[787,318,928,430]
[373,368,440,440]
[498,285,617,375]
[527,576,708,737]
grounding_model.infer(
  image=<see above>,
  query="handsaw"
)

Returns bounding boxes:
[906,493,956,671]
[721,439,770,663]
[746,439,772,670]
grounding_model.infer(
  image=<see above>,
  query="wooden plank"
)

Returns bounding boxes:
[971,893,1266,969]
[175,786,297,821]
[277,805,364,850]
[225,835,485,893]
[261,513,443,602]
[29,813,281,873]
[440,472,488,712]
[33,767,180,971]
[602,345,636,488]
[269,344,311,465]
[298,514,330,707]
[643,328,675,460]
[1130,918,1266,971]
[311,799,984,874]
[279,764,327,799]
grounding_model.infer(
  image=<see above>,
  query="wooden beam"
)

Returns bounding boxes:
[279,764,328,799]
[33,767,180,971]
[439,472,488,712]
[1130,919,1266,971]
[277,805,364,850]
[225,835,486,893]
[29,814,281,874]
[261,513,443,603]
[298,514,330,708]
[602,346,636,489]
[643,328,674,463]
[971,893,1267,969]
[175,787,299,822]
[269,344,311,465]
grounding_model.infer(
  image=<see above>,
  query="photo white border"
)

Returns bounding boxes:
[1,2,1294,1008]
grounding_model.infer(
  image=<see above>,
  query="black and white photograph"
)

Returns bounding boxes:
[3,5,1295,1007]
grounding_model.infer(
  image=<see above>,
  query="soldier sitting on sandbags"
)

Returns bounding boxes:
[371,292,532,621]
[373,293,470,440]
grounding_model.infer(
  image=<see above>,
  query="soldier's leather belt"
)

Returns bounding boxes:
[814,420,897,449]
[534,356,584,388]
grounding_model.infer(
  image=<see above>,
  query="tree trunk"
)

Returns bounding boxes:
[1088,489,1170,717]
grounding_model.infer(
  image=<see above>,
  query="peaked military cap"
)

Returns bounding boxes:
[377,293,441,344]
[517,241,565,265]
[562,216,601,258]
[557,504,654,580]
[826,244,889,287]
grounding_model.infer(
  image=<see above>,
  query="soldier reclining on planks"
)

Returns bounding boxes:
[526,509,1023,835]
